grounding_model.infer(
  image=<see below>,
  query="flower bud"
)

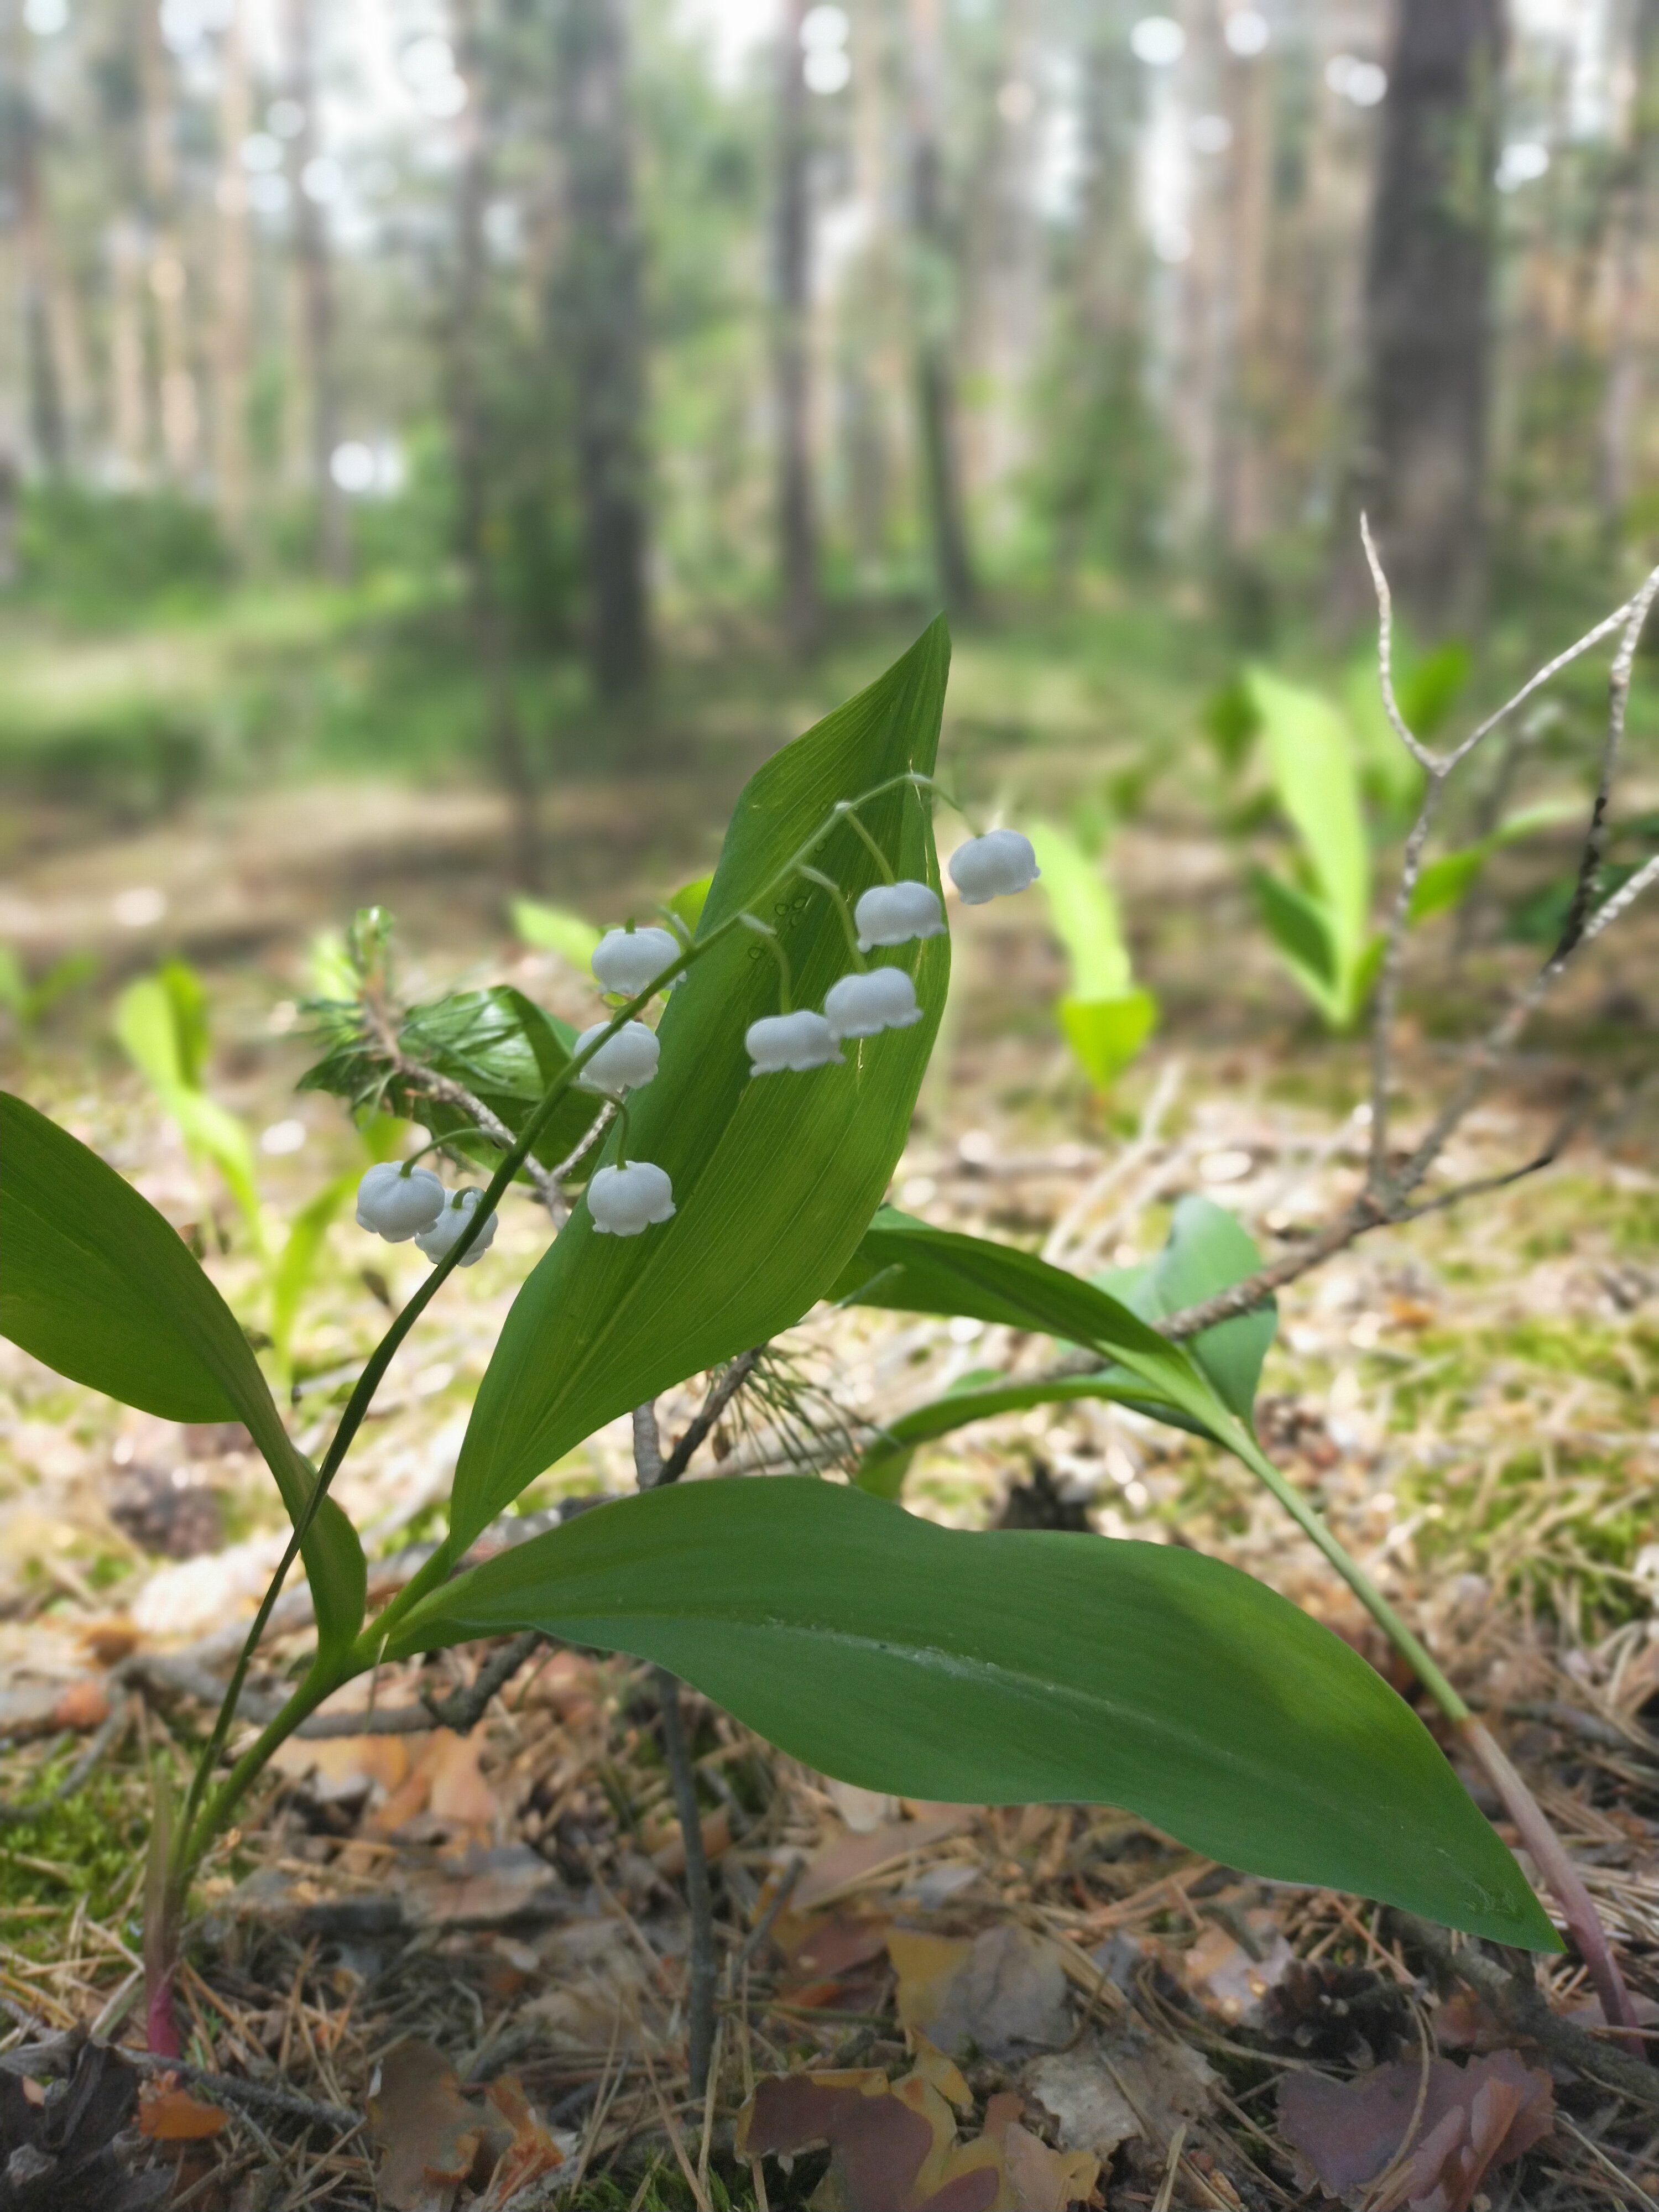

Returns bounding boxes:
[947,829,1040,905]
[415,1187,498,1266]
[573,1020,660,1094]
[592,926,681,997]
[745,1010,843,1076]
[355,1162,445,1242]
[823,966,924,1040]
[588,1160,676,1236]
[854,880,946,951]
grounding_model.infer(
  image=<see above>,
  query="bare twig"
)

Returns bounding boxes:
[633,1401,666,1488]
[0,1695,134,1825]
[1553,561,1659,959]
[658,1349,766,1485]
[1394,1914,1659,2108]
[292,1627,545,1739]
[131,2049,362,2134]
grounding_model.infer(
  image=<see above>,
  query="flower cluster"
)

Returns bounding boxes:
[744,831,1036,1079]
[356,1163,498,1267]
[353,828,1037,1258]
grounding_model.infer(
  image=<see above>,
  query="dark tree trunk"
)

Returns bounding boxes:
[451,0,540,888]
[907,0,975,617]
[1349,0,1503,638]
[773,0,821,659]
[554,0,651,698]
[284,0,347,578]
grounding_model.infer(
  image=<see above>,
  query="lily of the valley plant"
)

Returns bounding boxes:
[3,618,1588,2078]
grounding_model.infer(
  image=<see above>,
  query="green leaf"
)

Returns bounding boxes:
[1408,848,1487,925]
[512,898,602,970]
[848,1196,1274,1493]
[1246,865,1341,1008]
[666,875,714,932]
[1397,639,1471,739]
[386,1477,1553,1948]
[1027,820,1134,999]
[448,620,952,1551]
[300,985,602,1182]
[1121,1193,1274,1422]
[831,1209,1229,1442]
[269,1173,354,1377]
[1058,990,1157,1091]
[0,1092,365,1660]
[1248,671,1370,963]
[115,975,263,1241]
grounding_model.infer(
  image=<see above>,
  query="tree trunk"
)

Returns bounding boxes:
[1599,0,1659,534]
[139,0,199,481]
[15,91,66,474]
[214,0,253,550]
[451,0,541,888]
[773,0,821,659]
[283,0,347,577]
[1349,0,1503,638]
[906,0,975,617]
[552,0,651,698]
[109,218,150,482]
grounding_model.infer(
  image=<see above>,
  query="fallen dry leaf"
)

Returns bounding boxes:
[890,1923,1071,2061]
[1277,2051,1553,2209]
[1023,2020,1215,2173]
[737,2067,1097,2212]
[793,1812,972,1913]
[270,1729,415,1803]
[474,2075,566,2209]
[371,1728,495,1837]
[1172,1912,1295,2025]
[775,1910,894,2011]
[135,2076,228,2141]
[367,2038,494,2211]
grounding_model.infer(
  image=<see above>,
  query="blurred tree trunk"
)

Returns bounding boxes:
[1345,0,1502,638]
[15,90,66,473]
[553,0,651,698]
[284,0,347,577]
[906,0,975,617]
[1215,33,1274,563]
[139,0,199,482]
[451,0,540,888]
[773,0,821,659]
[110,218,150,481]
[961,0,1040,534]
[213,0,252,550]
[1599,0,1659,535]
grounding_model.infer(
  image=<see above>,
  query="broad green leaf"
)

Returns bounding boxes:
[269,1173,354,1376]
[386,1477,1554,1948]
[448,620,952,1551]
[1027,820,1133,999]
[830,1209,1231,1444]
[1058,990,1157,1091]
[512,898,602,971]
[848,1196,1272,1493]
[1398,639,1471,738]
[0,1092,365,1659]
[1249,866,1339,994]
[1249,671,1370,964]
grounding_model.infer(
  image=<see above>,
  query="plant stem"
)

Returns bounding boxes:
[657,1662,717,2107]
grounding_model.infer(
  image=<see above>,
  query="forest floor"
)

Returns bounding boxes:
[3,633,1659,2209]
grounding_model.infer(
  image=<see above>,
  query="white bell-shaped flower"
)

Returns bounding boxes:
[573,1020,660,1094]
[745,1010,843,1075]
[356,1162,445,1243]
[414,1187,498,1267]
[823,966,924,1040]
[854,880,946,952]
[947,829,1040,905]
[588,1160,676,1235]
[591,925,681,997]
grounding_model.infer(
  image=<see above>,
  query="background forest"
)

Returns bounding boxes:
[9,3,1659,2209]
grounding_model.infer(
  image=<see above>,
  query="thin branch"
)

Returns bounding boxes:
[1553,562,1659,959]
[1359,516,1438,773]
[633,1401,665,1488]
[657,1349,766,1485]
[0,1695,134,1825]
[293,1627,545,1739]
[131,2050,362,2134]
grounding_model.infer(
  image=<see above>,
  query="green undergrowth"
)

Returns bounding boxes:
[0,1757,149,1944]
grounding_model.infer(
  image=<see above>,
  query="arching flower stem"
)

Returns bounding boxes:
[739,912,792,1011]
[799,866,868,971]
[834,801,897,883]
